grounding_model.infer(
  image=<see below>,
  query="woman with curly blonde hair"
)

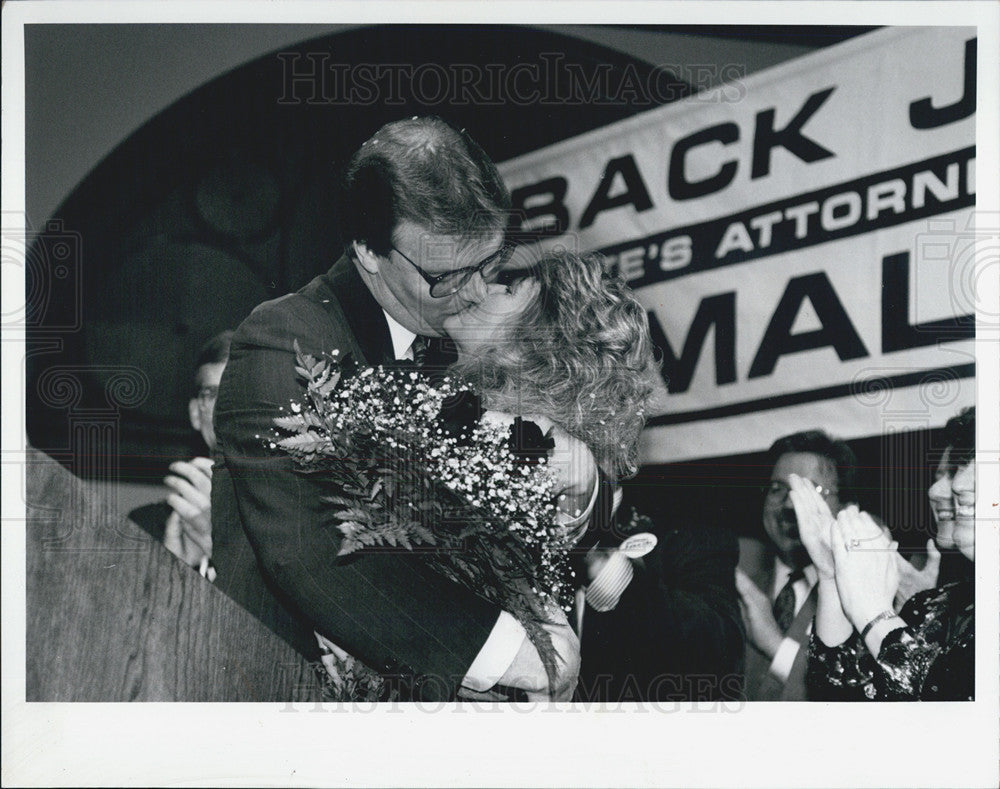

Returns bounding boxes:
[446,250,744,704]
[444,249,658,484]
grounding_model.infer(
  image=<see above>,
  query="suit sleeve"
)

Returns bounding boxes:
[213,296,500,698]
[614,524,745,699]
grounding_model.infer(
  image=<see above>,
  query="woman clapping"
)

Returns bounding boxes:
[792,408,975,701]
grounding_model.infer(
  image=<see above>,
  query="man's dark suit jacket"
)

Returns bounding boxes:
[577,518,745,703]
[212,255,501,700]
[738,537,817,701]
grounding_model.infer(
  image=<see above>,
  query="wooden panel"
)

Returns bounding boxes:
[25,447,320,702]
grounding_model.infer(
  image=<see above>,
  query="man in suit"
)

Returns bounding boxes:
[211,117,587,701]
[574,486,745,702]
[736,430,857,701]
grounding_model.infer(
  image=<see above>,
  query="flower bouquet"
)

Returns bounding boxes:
[269,341,576,691]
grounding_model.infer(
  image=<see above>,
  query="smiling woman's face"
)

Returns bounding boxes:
[442,277,540,356]
[928,446,976,561]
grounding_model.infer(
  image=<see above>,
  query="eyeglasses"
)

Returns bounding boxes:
[764,480,838,500]
[195,385,219,404]
[391,243,514,298]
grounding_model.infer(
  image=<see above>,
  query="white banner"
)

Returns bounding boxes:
[498,27,978,463]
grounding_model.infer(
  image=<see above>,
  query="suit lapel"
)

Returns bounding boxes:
[320,254,395,367]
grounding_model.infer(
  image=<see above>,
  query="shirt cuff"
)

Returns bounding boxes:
[461,610,527,692]
[585,550,635,613]
[769,636,801,682]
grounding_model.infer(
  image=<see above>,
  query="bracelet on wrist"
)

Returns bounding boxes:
[860,609,897,640]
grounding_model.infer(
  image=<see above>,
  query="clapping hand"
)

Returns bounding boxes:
[788,473,836,579]
[831,506,899,631]
[735,567,784,660]
[163,456,214,568]
[894,538,941,609]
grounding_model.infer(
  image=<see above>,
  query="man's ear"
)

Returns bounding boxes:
[353,241,383,274]
[188,398,201,433]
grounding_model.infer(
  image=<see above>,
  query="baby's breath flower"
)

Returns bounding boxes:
[272,353,573,614]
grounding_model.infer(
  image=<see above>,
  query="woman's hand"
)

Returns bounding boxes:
[548,423,597,498]
[788,473,836,579]
[584,545,615,583]
[545,422,598,545]
[734,567,784,660]
[894,538,941,609]
[831,507,899,631]
[482,411,598,539]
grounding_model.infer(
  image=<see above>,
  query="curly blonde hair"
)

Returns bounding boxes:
[450,251,658,481]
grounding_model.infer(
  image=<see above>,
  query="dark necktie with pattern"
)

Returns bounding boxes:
[772,568,805,633]
[409,335,428,367]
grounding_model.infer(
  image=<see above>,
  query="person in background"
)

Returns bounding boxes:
[129,330,231,580]
[893,411,976,604]
[803,407,975,700]
[735,430,857,701]
[572,484,744,702]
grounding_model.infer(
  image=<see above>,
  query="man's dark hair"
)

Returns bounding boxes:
[767,429,858,504]
[341,116,511,257]
[192,330,233,390]
[943,406,975,469]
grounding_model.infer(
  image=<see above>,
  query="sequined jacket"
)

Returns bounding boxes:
[806,580,973,701]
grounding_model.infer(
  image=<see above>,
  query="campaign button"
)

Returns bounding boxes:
[620,532,657,558]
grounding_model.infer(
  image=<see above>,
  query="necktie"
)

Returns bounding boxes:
[409,336,427,366]
[772,568,804,633]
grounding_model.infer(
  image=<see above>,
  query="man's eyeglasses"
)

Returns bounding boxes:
[391,243,515,298]
[764,480,838,501]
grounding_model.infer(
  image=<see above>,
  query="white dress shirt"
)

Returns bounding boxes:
[382,309,418,361]
[768,558,818,682]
